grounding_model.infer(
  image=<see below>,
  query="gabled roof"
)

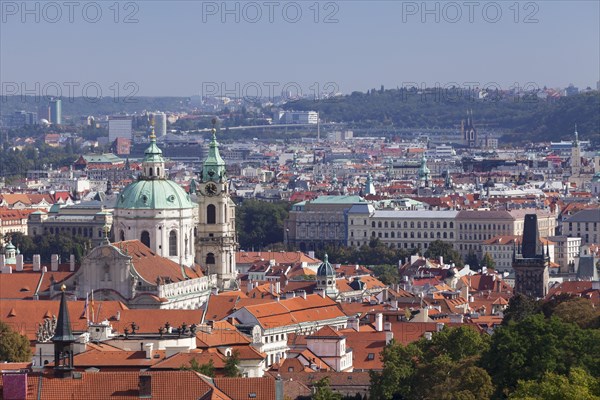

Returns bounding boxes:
[212,377,276,400]
[0,371,218,400]
[236,295,346,329]
[110,241,203,284]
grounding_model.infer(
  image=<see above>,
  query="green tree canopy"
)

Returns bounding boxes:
[223,350,241,377]
[236,200,290,250]
[423,240,463,267]
[509,367,600,400]
[0,321,32,362]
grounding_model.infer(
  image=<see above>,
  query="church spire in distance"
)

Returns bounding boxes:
[202,118,227,183]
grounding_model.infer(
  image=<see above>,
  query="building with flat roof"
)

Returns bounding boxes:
[109,116,133,142]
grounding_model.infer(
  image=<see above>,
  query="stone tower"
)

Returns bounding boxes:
[512,214,549,298]
[196,122,238,290]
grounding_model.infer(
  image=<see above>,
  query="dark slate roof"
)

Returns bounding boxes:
[564,209,600,223]
[52,290,75,342]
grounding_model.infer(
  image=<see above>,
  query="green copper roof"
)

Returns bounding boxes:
[202,129,226,183]
[317,253,335,276]
[115,179,194,210]
[311,195,366,204]
[143,127,165,164]
[418,155,431,179]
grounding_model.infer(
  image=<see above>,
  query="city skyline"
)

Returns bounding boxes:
[1,1,599,97]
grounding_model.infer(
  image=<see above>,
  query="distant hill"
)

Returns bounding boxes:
[282,90,600,143]
[0,96,190,120]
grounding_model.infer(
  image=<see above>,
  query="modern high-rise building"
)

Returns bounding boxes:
[49,99,62,125]
[108,116,133,142]
[153,112,167,137]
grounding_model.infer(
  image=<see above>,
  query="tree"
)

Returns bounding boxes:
[236,200,290,250]
[369,340,421,399]
[551,297,600,329]
[313,376,342,400]
[223,350,241,377]
[180,358,215,377]
[482,314,600,395]
[424,240,463,267]
[0,321,32,362]
[464,249,480,269]
[502,293,540,325]
[509,367,600,400]
[481,252,496,270]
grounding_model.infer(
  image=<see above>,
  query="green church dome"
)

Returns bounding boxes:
[116,179,194,210]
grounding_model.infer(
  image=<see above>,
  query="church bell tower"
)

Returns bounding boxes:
[196,120,238,290]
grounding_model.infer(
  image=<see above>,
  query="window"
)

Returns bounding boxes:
[119,230,125,242]
[367,353,375,360]
[372,221,376,228]
[424,221,428,228]
[417,222,421,228]
[169,230,177,256]
[141,231,150,248]
[207,204,216,224]
[443,222,447,228]
[206,253,215,264]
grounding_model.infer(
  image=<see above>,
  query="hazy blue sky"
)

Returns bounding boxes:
[1,1,599,97]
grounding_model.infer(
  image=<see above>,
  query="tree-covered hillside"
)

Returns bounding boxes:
[283,90,600,143]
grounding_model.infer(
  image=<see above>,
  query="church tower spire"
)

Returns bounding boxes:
[141,116,166,180]
[196,119,238,290]
[52,285,75,378]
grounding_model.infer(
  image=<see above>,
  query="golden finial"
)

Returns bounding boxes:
[211,118,217,137]
[61,284,66,292]
[149,114,156,140]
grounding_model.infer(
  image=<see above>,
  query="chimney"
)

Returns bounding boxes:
[375,313,383,332]
[51,254,59,271]
[69,255,75,272]
[385,330,394,345]
[298,290,307,299]
[247,280,253,293]
[348,316,359,332]
[275,281,280,294]
[384,322,392,331]
[139,375,152,398]
[449,314,464,324]
[42,266,47,273]
[355,264,359,271]
[144,343,154,359]
[211,287,219,296]
[436,322,445,332]
[33,255,41,272]
[439,256,444,265]
[16,254,23,272]
[424,332,433,340]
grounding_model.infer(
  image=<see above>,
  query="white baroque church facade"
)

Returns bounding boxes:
[68,122,239,309]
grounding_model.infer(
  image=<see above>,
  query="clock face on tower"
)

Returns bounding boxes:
[206,182,218,196]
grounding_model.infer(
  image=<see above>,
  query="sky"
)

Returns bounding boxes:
[1,1,599,97]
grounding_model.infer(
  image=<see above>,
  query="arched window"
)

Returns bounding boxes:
[169,230,177,256]
[207,204,216,224]
[185,234,189,256]
[141,231,150,248]
[443,222,447,228]
[156,167,160,176]
[424,222,428,228]
[206,253,215,264]
[119,230,125,242]
[372,222,376,228]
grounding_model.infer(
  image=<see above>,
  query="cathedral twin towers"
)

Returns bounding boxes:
[113,122,238,289]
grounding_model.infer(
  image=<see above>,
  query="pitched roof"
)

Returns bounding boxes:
[111,241,203,284]
[0,371,217,400]
[212,377,276,400]
[239,295,346,329]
